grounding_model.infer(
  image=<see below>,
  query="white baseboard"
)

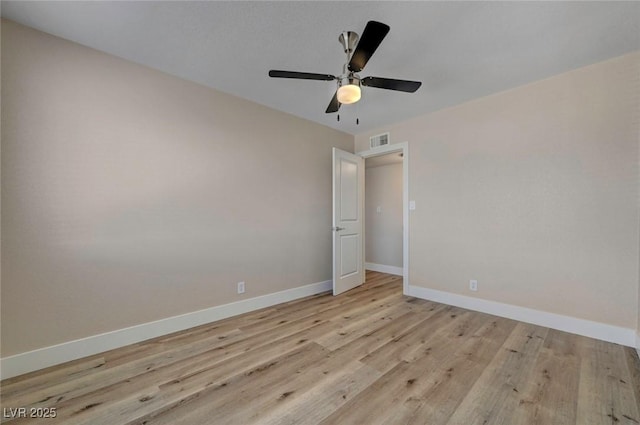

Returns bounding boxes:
[407,284,637,348]
[365,262,403,276]
[0,279,332,380]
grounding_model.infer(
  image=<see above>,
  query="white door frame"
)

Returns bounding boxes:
[357,142,410,295]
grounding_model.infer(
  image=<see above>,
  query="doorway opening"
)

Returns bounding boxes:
[358,142,409,295]
[365,152,403,274]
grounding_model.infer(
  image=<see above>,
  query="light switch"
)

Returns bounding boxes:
[376,206,382,214]
[409,200,416,210]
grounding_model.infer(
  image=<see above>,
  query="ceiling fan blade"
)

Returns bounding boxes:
[325,91,341,113]
[348,21,390,73]
[361,76,422,93]
[269,70,336,81]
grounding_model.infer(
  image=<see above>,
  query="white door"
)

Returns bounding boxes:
[333,148,364,295]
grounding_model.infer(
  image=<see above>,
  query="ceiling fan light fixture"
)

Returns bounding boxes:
[337,75,361,104]
[337,84,361,104]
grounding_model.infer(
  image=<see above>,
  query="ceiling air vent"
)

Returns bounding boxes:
[370,132,390,149]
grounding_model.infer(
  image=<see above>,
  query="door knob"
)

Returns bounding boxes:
[332,226,345,231]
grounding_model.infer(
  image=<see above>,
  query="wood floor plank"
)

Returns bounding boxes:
[576,338,640,425]
[240,284,402,336]
[511,349,579,424]
[257,360,382,425]
[623,346,640,413]
[507,329,582,425]
[314,298,437,352]
[361,306,483,374]
[392,315,519,424]
[1,271,638,425]
[135,342,333,425]
[0,357,108,400]
[143,344,369,425]
[443,322,549,425]
[17,321,339,425]
[317,313,505,425]
[0,327,248,413]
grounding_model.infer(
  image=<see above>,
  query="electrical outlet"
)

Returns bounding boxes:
[237,281,245,294]
[469,280,478,291]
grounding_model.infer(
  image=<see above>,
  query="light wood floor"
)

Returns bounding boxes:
[2,271,639,424]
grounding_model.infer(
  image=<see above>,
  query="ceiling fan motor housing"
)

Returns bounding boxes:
[338,74,360,88]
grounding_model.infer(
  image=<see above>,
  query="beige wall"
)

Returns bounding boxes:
[365,161,403,268]
[356,52,640,329]
[1,20,353,357]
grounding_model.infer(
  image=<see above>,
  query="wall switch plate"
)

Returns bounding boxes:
[469,280,478,291]
[376,206,382,213]
[237,281,245,294]
[409,200,416,210]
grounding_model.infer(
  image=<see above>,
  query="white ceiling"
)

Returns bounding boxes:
[2,1,639,135]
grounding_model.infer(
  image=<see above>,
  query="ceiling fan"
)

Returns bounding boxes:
[269,21,422,115]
